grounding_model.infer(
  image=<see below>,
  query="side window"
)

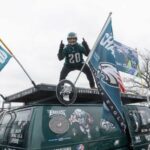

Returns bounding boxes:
[0,112,4,122]
[0,113,12,141]
[124,105,150,148]
[125,106,150,133]
[8,109,32,148]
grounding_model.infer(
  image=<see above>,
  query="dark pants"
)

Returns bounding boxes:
[59,64,95,88]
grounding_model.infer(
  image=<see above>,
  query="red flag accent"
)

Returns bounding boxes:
[117,73,126,93]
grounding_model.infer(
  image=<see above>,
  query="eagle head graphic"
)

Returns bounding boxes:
[97,63,119,87]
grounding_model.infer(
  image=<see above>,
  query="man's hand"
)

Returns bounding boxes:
[82,38,90,56]
[60,40,64,50]
[58,40,65,60]
[82,38,88,48]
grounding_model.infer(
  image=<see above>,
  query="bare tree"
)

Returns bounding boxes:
[125,49,150,95]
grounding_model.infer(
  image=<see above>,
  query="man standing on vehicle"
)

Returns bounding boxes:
[58,32,95,88]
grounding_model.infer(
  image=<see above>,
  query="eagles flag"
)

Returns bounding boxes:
[0,45,11,71]
[88,14,126,133]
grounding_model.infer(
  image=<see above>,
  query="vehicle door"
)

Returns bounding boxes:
[123,105,150,150]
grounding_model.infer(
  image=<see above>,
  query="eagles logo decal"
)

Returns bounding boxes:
[97,63,119,87]
[56,80,77,105]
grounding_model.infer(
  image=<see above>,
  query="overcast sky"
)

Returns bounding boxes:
[0,0,150,100]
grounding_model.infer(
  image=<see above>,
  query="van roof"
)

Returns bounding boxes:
[5,83,147,105]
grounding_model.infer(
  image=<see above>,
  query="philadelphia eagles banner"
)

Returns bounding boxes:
[0,45,11,71]
[88,13,126,133]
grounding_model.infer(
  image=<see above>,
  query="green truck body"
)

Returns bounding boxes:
[0,84,149,150]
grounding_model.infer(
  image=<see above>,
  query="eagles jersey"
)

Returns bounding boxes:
[58,41,95,88]
[62,43,87,67]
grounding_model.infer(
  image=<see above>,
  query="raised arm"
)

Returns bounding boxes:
[82,38,90,56]
[57,41,65,60]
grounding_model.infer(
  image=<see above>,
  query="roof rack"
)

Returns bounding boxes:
[5,83,147,105]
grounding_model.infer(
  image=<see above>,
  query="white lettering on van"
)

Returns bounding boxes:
[10,138,19,144]
[48,110,66,117]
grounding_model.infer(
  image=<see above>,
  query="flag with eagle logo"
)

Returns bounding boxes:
[88,14,126,133]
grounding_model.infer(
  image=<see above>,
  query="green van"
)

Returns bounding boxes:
[0,84,150,150]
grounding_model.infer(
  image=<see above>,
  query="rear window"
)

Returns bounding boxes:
[7,109,32,148]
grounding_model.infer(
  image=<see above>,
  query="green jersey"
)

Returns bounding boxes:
[62,43,87,67]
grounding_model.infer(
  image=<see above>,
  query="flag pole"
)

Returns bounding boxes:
[0,94,6,101]
[74,12,112,86]
[0,38,36,88]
